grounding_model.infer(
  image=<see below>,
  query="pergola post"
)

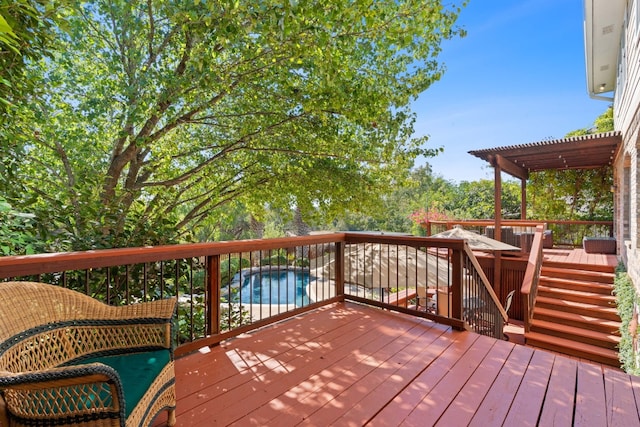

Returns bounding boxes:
[493,159,502,296]
[521,178,527,220]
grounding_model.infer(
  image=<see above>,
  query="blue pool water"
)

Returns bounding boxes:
[230,269,313,307]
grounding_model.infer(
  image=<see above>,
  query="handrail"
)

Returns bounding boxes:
[427,219,614,227]
[521,225,545,333]
[0,233,344,279]
[424,219,613,248]
[463,244,508,322]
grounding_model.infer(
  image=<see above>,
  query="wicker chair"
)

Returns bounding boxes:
[0,281,177,427]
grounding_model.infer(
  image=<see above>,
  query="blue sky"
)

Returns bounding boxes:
[413,0,610,182]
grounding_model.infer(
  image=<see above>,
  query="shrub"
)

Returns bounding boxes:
[293,257,310,267]
[614,263,639,375]
[260,254,288,266]
[220,257,251,286]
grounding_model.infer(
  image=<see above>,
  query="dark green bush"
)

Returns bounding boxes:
[260,254,288,266]
[293,257,310,267]
[614,263,639,375]
[220,257,251,286]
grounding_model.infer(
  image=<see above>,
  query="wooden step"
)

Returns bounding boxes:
[535,296,621,321]
[538,276,615,295]
[525,331,620,367]
[533,307,621,334]
[529,318,620,350]
[541,266,615,284]
[537,286,616,307]
[542,261,616,275]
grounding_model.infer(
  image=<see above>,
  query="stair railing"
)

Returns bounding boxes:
[462,243,508,338]
[521,225,545,333]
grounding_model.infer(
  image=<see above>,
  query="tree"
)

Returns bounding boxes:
[5,0,467,250]
[1,1,70,209]
[0,196,43,255]
[527,107,614,221]
[442,179,521,219]
[0,0,67,110]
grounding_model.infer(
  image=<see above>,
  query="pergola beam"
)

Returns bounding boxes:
[488,154,529,180]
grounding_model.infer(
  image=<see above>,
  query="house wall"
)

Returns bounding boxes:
[614,0,640,290]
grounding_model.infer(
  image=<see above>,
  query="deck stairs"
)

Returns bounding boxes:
[524,261,621,367]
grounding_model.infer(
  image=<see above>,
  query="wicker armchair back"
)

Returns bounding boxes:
[0,281,177,427]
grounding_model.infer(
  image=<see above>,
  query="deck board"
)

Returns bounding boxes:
[400,334,496,426]
[538,355,577,426]
[467,344,534,427]
[370,330,479,426]
[543,248,618,268]
[575,362,608,426]
[502,349,555,427]
[292,323,443,426]
[435,338,515,426]
[604,368,640,427]
[156,301,639,426]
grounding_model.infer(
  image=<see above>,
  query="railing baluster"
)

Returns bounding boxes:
[143,263,148,301]
[206,255,218,336]
[125,265,130,305]
[335,242,344,299]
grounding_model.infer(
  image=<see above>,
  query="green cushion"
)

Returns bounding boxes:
[74,349,170,418]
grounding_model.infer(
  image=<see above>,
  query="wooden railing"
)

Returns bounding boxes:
[0,235,342,356]
[0,233,509,355]
[424,219,613,249]
[462,244,508,337]
[521,225,545,333]
[337,234,506,336]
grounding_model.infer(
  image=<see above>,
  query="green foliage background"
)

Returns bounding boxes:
[0,1,615,256]
[527,107,615,222]
[2,0,466,253]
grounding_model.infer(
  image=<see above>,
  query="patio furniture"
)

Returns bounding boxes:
[503,289,515,323]
[472,290,515,338]
[517,232,535,252]
[416,286,437,313]
[484,226,517,247]
[583,236,616,254]
[0,281,177,427]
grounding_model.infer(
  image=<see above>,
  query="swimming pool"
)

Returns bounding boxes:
[229,268,313,307]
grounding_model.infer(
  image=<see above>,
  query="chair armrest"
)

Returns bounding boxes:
[91,298,178,353]
[0,364,126,425]
[111,298,177,322]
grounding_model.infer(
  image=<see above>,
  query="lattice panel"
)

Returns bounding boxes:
[4,383,116,416]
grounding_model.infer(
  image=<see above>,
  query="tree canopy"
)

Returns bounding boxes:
[3,0,467,251]
[0,0,66,111]
[527,107,615,221]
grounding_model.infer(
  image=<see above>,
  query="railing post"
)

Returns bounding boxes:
[335,242,345,300]
[207,255,220,335]
[521,225,544,334]
[451,248,463,322]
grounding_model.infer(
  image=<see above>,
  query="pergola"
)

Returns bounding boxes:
[469,130,621,224]
[468,131,621,291]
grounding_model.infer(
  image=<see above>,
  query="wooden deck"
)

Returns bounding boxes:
[154,301,640,426]
[542,247,618,269]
